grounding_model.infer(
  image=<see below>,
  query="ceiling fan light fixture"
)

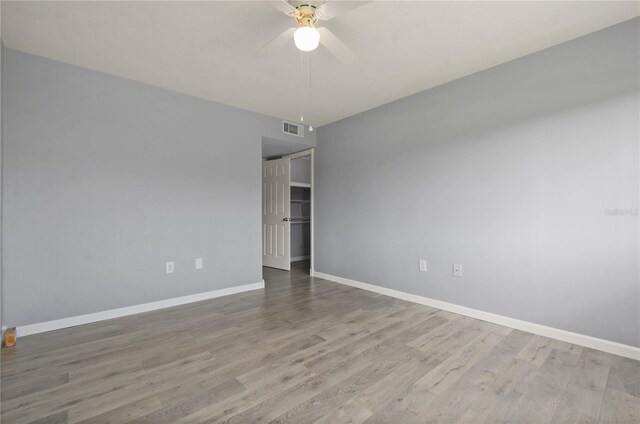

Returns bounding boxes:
[294,26,320,52]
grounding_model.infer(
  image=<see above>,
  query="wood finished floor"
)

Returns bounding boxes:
[2,262,639,424]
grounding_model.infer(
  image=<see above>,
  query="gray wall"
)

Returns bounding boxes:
[315,18,640,347]
[291,156,311,184]
[1,47,314,327]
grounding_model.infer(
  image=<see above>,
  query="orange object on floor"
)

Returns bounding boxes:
[4,327,16,348]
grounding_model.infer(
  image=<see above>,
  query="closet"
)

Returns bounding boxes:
[290,156,311,262]
[262,150,313,271]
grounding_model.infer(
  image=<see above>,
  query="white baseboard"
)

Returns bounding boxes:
[291,255,311,262]
[313,271,640,360]
[17,280,265,338]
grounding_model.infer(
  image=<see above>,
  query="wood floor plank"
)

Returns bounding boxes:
[312,399,373,424]
[270,358,405,424]
[1,261,637,424]
[1,372,69,401]
[353,355,440,413]
[551,348,612,423]
[30,410,69,424]
[404,329,534,423]
[124,379,246,424]
[607,355,640,398]
[412,330,505,396]
[517,334,556,366]
[597,388,640,424]
[500,349,582,424]
[222,355,374,424]
[457,356,539,423]
[76,395,164,424]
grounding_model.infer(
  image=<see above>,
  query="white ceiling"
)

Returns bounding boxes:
[1,1,638,127]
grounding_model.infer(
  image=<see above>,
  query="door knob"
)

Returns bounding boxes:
[283,217,290,222]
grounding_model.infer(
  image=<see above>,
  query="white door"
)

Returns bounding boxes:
[262,157,291,270]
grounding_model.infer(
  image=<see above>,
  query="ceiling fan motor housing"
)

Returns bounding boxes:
[295,4,318,28]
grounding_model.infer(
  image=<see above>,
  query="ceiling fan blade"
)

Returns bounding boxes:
[253,27,296,58]
[264,0,297,17]
[315,1,370,21]
[317,27,356,64]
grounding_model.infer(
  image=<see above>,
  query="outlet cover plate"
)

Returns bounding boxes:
[419,260,427,272]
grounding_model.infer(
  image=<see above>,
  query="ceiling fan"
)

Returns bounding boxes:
[256,1,368,64]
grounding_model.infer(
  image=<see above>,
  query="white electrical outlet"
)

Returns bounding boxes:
[419,260,427,272]
[166,261,174,274]
[195,257,203,270]
[453,264,463,277]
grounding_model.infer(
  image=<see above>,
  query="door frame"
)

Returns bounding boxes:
[284,148,315,275]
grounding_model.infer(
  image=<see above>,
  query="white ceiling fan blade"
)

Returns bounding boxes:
[315,1,370,21]
[264,0,297,17]
[317,27,356,64]
[253,27,296,58]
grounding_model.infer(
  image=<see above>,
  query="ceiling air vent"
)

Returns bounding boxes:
[283,121,304,138]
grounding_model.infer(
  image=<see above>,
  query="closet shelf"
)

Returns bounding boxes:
[291,182,311,188]
[290,199,311,204]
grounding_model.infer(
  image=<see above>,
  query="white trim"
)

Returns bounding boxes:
[291,255,311,262]
[286,148,313,160]
[313,271,640,360]
[17,281,265,338]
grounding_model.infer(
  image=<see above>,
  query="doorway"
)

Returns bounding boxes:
[262,148,314,275]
